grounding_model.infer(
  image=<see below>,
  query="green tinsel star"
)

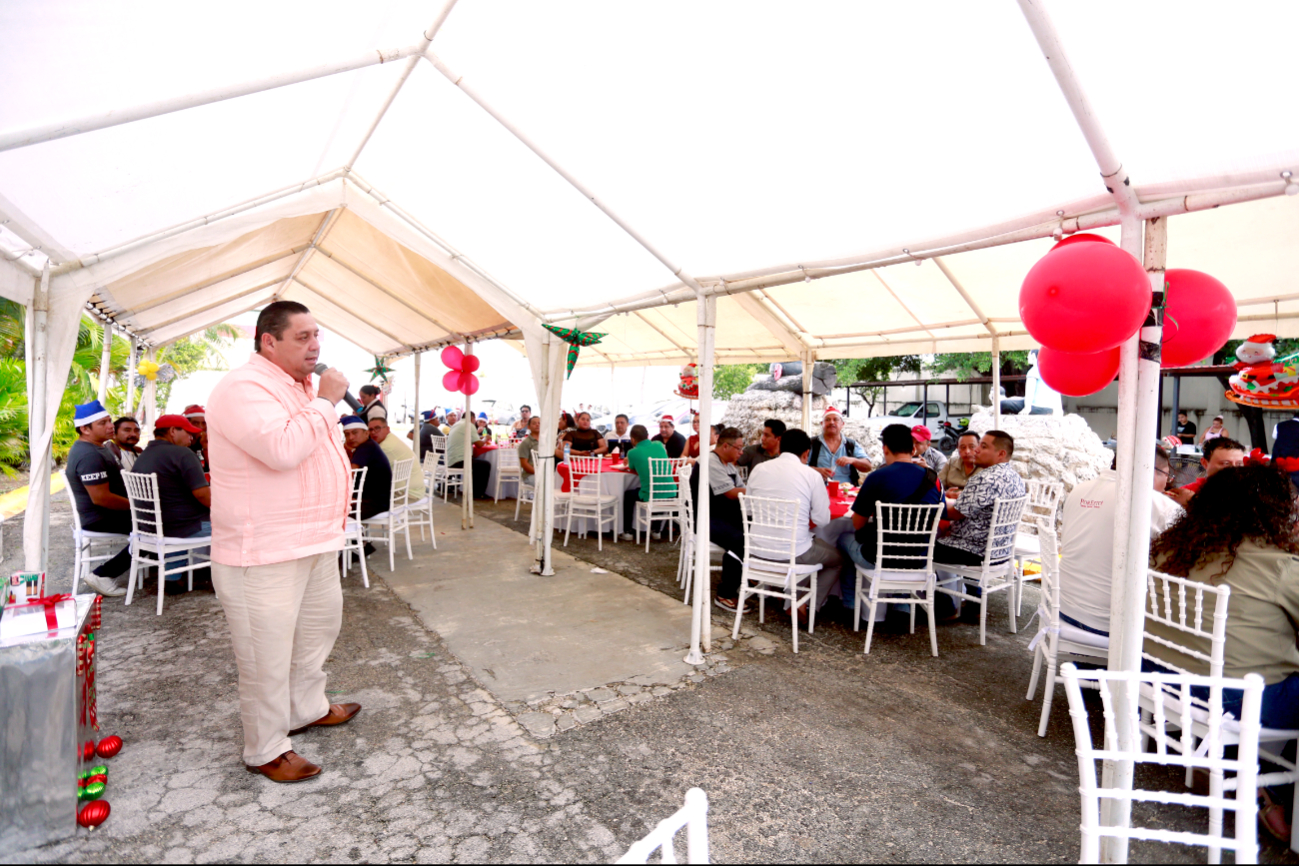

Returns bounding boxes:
[365,356,395,383]
[543,324,607,378]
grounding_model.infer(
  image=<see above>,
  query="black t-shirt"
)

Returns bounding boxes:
[564,428,605,453]
[418,423,439,462]
[351,438,392,508]
[1174,419,1197,444]
[66,440,127,527]
[131,440,210,538]
[653,430,687,459]
[851,461,943,564]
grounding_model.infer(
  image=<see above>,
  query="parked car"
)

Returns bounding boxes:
[876,400,950,434]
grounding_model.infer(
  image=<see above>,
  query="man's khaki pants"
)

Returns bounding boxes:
[212,552,342,766]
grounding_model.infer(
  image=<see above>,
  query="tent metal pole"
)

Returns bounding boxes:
[26,265,50,571]
[462,343,474,530]
[686,291,717,665]
[991,335,1001,427]
[0,46,427,154]
[345,2,461,170]
[125,341,138,415]
[412,351,421,461]
[97,319,113,403]
[801,350,814,431]
[422,53,712,298]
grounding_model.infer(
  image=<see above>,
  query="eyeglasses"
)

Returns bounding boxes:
[1154,466,1171,478]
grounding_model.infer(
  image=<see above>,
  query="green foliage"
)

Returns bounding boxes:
[713,363,766,400]
[0,359,28,475]
[930,350,1032,381]
[831,355,922,385]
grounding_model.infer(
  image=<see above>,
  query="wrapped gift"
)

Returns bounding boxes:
[5,571,45,606]
[0,593,77,641]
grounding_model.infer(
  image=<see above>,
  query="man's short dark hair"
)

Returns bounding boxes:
[764,419,787,438]
[615,413,629,422]
[1204,437,1247,460]
[984,429,1015,459]
[1177,411,1188,418]
[880,423,914,455]
[780,428,811,457]
[958,430,980,443]
[630,424,649,443]
[659,417,675,428]
[359,384,380,397]
[114,416,139,432]
[254,300,310,353]
[718,426,743,447]
[1155,443,1170,466]
[368,415,388,428]
[521,405,531,412]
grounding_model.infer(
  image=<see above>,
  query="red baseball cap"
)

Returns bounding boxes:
[911,424,932,442]
[155,414,202,434]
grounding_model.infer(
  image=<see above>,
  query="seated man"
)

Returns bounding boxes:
[911,425,947,473]
[183,404,209,471]
[342,415,392,520]
[746,428,843,618]
[512,404,533,434]
[105,416,142,470]
[938,430,980,494]
[652,417,687,459]
[809,407,872,485]
[1166,436,1246,507]
[65,401,133,597]
[837,423,943,621]
[934,430,1027,618]
[1058,445,1183,637]
[621,424,675,540]
[517,416,542,485]
[605,414,634,456]
[446,410,490,498]
[686,427,748,613]
[131,414,212,595]
[737,418,784,471]
[557,411,607,456]
[368,415,425,503]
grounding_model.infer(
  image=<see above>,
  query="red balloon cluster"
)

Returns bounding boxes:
[441,346,480,396]
[1020,233,1237,396]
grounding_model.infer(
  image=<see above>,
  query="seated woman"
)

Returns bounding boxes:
[1144,464,1299,842]
[556,411,607,458]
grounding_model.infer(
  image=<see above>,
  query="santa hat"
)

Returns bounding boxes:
[73,400,110,427]
[823,405,843,420]
[340,415,368,431]
[183,404,205,418]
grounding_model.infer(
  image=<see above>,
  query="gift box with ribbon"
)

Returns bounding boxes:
[0,593,77,641]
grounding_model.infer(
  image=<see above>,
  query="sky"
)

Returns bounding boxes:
[163,310,682,423]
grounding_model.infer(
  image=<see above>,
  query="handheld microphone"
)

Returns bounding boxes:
[314,363,362,411]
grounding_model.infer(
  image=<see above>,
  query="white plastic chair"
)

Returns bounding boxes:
[63,473,129,595]
[493,447,522,502]
[341,466,370,588]
[616,787,710,865]
[1024,516,1109,737]
[361,457,414,572]
[730,494,822,654]
[121,471,211,616]
[855,502,944,657]
[403,455,438,550]
[634,457,688,551]
[1061,663,1262,865]
[1139,570,1299,854]
[1012,479,1064,619]
[563,455,619,551]
[935,494,1028,645]
[677,487,728,605]
[431,438,463,502]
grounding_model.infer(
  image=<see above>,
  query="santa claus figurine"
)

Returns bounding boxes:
[675,363,699,399]
[1234,334,1278,378]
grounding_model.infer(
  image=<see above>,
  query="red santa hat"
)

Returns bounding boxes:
[823,405,843,420]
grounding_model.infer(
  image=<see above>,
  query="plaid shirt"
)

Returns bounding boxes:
[943,461,1025,557]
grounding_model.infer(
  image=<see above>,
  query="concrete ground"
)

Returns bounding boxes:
[3,492,1297,863]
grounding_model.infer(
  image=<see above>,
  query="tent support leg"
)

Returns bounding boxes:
[991,336,1001,427]
[25,265,50,572]
[801,350,815,431]
[463,344,474,530]
[97,320,113,403]
[687,292,717,665]
[412,351,421,460]
[124,341,138,415]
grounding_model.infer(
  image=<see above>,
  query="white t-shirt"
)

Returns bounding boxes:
[1057,468,1184,633]
[745,453,831,556]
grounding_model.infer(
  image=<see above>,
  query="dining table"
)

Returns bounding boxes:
[555,454,640,536]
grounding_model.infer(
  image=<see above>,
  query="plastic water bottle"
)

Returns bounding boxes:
[563,443,571,463]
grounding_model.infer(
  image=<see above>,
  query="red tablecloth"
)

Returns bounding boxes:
[827,485,859,520]
[557,456,629,493]
[473,442,500,458]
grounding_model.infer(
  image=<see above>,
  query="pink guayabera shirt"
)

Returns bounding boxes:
[207,353,349,567]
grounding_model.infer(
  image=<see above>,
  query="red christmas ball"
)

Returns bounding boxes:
[1037,345,1122,397]
[1160,269,1237,368]
[1020,242,1150,353]
[1049,232,1116,253]
[78,800,110,828]
[87,774,107,786]
[82,741,96,761]
[96,735,123,759]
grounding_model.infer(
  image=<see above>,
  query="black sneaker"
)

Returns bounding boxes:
[363,542,376,558]
[164,581,188,596]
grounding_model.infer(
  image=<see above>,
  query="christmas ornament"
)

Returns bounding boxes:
[85,773,107,786]
[79,782,106,801]
[1160,269,1236,367]
[1019,242,1150,353]
[675,363,699,399]
[1226,335,1299,410]
[133,361,176,388]
[82,741,96,761]
[78,801,110,829]
[96,735,122,759]
[364,356,395,384]
[541,324,606,378]
[440,346,481,396]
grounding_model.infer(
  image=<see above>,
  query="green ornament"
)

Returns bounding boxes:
[542,324,607,379]
[79,782,105,801]
[89,765,108,778]
[364,356,395,384]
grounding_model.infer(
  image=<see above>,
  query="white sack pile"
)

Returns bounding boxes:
[965,408,1112,494]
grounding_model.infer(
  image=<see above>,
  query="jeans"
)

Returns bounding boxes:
[450,459,491,498]
[164,520,211,582]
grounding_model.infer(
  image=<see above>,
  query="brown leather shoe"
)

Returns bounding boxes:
[245,750,321,783]
[288,702,362,736]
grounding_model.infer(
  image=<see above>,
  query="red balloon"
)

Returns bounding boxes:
[1037,345,1121,397]
[1049,232,1116,253]
[1160,269,1237,368]
[461,354,481,373]
[1020,243,1150,353]
[440,345,464,370]
[442,370,461,392]
[95,735,122,759]
[78,800,110,828]
[458,372,480,396]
